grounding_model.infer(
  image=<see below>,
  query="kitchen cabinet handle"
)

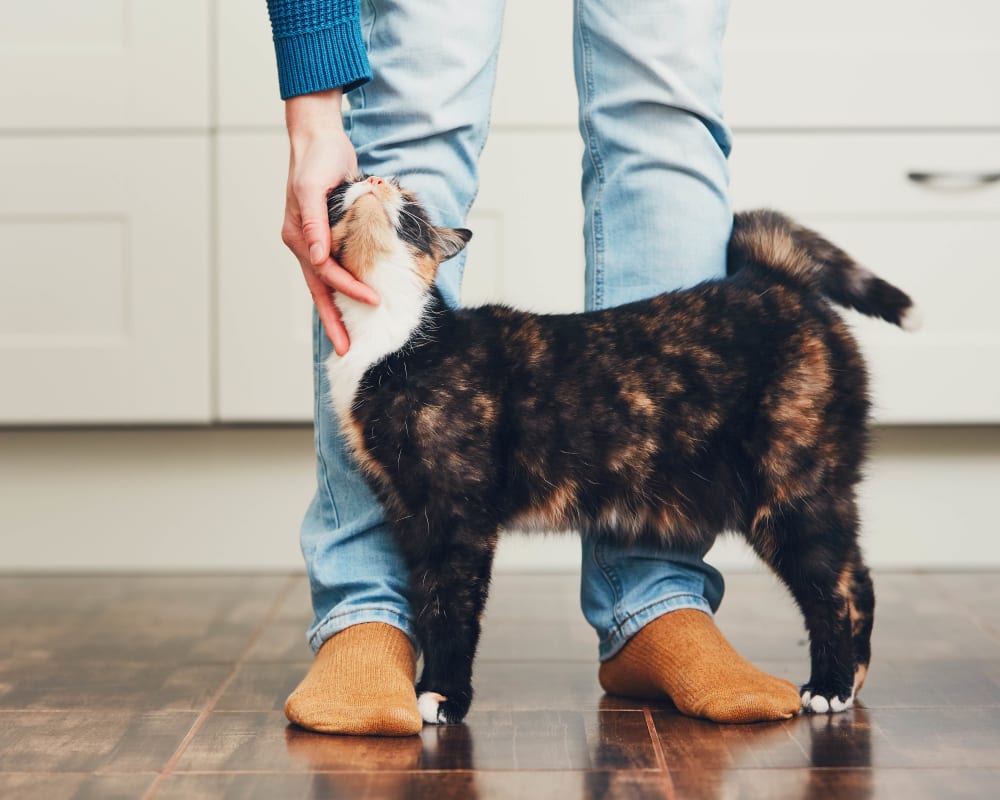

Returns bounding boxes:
[907,171,1000,190]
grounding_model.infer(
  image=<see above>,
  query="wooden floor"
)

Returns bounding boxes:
[0,571,998,799]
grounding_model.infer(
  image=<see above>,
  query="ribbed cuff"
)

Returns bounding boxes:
[273,21,372,99]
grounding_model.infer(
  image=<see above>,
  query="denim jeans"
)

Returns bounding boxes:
[301,0,731,660]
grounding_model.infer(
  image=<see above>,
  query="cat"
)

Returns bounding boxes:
[323,174,917,725]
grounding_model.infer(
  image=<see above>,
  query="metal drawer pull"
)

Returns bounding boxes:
[907,171,1000,190]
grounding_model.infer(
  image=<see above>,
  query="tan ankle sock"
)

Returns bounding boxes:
[284,622,422,736]
[598,609,801,723]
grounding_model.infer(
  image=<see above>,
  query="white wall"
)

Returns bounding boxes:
[1,426,997,572]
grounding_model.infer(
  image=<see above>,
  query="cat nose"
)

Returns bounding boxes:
[366,176,384,186]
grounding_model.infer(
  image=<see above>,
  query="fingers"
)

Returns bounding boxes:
[300,262,351,356]
[298,190,332,269]
[314,257,380,305]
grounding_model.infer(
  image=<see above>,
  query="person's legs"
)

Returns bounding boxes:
[573,0,800,722]
[288,0,505,735]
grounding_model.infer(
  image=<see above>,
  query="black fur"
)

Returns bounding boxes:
[331,188,913,723]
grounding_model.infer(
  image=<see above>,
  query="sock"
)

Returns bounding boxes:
[284,622,423,736]
[598,609,801,723]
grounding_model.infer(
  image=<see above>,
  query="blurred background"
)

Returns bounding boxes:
[1,1,998,572]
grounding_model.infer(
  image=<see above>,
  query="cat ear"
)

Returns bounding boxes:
[434,227,473,261]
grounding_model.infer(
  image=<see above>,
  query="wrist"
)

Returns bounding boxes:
[286,89,346,143]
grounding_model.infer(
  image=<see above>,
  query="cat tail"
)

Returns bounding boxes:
[727,210,920,330]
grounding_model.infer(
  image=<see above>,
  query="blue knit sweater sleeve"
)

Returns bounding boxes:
[265,0,371,99]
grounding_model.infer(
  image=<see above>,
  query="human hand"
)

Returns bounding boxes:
[282,89,379,356]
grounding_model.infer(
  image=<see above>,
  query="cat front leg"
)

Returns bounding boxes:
[395,516,499,725]
[749,498,862,713]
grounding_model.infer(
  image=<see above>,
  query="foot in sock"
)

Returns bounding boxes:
[284,622,423,736]
[598,608,801,723]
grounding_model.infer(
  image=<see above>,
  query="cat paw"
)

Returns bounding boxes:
[800,685,854,714]
[417,691,470,724]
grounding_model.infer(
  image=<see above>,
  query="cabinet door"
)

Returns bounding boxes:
[216,0,285,128]
[0,1,209,129]
[463,131,585,312]
[216,132,314,421]
[724,1,1000,128]
[0,137,211,423]
[730,133,1000,423]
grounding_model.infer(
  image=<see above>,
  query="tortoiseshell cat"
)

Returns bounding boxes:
[324,175,917,725]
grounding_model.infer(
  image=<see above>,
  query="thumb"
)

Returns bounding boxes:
[300,196,332,267]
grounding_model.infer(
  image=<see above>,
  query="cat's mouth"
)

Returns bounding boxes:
[327,176,396,227]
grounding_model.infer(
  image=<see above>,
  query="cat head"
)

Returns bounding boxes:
[327,175,472,288]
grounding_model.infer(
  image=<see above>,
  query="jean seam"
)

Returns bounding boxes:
[345,0,375,139]
[312,312,342,530]
[449,41,502,268]
[593,539,624,628]
[576,0,605,311]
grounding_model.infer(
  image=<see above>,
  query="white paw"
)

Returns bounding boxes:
[801,691,854,714]
[829,694,855,713]
[417,691,448,724]
[808,694,830,713]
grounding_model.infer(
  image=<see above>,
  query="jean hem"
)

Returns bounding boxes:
[307,607,419,655]
[598,592,713,662]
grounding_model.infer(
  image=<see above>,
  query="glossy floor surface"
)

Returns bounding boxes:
[1,571,998,799]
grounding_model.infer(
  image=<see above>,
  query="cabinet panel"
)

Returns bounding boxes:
[0,1,210,129]
[0,137,211,423]
[216,132,313,421]
[465,132,585,312]
[731,134,1000,423]
[724,1,1000,128]
[215,1,1000,131]
[217,0,285,128]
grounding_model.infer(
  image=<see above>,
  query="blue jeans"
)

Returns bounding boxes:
[302,0,731,660]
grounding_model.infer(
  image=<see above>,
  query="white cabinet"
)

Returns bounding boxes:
[216,133,314,421]
[0,1,210,130]
[463,132,585,314]
[1,1,997,424]
[215,1,1000,424]
[0,137,211,423]
[730,134,1000,423]
[217,0,285,128]
[724,1,1000,128]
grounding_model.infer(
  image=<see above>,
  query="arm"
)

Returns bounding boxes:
[266,1,377,354]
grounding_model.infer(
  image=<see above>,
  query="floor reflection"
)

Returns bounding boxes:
[657,706,874,800]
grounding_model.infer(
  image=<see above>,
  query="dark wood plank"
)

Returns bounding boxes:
[0,773,156,800]
[652,711,809,769]
[176,712,426,772]
[0,711,197,772]
[670,768,1000,800]
[176,710,658,772]
[214,663,303,711]
[241,579,314,662]
[858,658,1000,708]
[0,656,229,711]
[158,771,675,800]
[0,575,291,664]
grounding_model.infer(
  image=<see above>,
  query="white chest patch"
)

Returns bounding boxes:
[325,243,430,426]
